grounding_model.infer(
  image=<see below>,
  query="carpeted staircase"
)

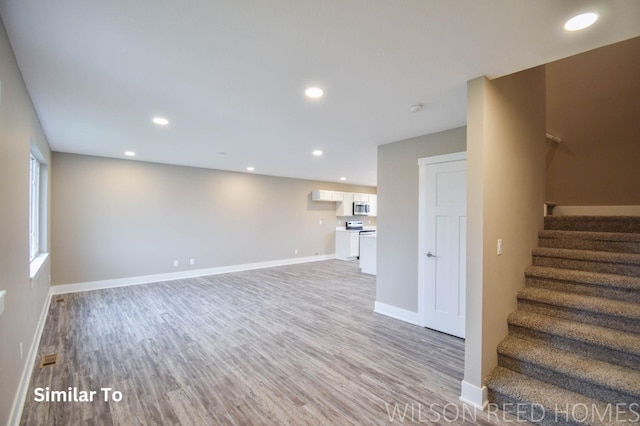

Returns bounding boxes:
[486,216,640,425]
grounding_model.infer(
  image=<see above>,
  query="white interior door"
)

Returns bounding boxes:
[418,152,466,338]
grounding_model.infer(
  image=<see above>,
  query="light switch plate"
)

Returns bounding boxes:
[0,290,6,316]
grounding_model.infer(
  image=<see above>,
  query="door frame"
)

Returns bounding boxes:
[417,151,467,329]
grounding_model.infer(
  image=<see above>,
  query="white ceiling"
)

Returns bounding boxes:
[1,1,639,186]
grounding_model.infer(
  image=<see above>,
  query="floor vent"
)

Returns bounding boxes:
[55,298,65,303]
[40,353,59,368]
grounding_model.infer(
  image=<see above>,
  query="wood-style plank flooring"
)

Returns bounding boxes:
[21,260,513,425]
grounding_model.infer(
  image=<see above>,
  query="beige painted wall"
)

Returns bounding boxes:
[0,18,52,425]
[376,127,466,311]
[546,36,640,206]
[464,67,546,389]
[51,153,375,285]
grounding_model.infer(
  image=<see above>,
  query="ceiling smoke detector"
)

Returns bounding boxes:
[409,103,424,113]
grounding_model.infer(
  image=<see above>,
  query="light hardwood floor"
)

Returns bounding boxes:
[22,260,511,425]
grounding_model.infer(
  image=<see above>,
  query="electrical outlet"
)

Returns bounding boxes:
[19,342,23,360]
[190,258,195,265]
[319,219,322,225]
[497,239,503,256]
[173,260,179,267]
[294,249,298,255]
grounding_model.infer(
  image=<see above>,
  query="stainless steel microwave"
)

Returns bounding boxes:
[353,202,370,216]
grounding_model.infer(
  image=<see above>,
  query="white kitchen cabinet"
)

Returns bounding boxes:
[368,194,377,217]
[335,230,359,260]
[338,193,378,217]
[312,190,345,202]
[331,191,344,201]
[337,192,354,216]
[349,232,359,257]
[311,190,331,201]
[359,233,376,275]
[312,190,333,201]
[313,190,376,217]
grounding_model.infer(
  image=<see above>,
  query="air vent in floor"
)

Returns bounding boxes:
[40,353,59,368]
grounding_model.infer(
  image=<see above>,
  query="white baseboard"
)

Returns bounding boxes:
[9,293,52,426]
[50,254,336,295]
[459,380,488,410]
[373,301,420,326]
[553,205,640,216]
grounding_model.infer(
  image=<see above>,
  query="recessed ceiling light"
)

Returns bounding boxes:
[305,87,323,98]
[152,117,169,125]
[124,151,136,157]
[340,177,347,181]
[312,150,323,156]
[246,166,255,171]
[564,12,599,31]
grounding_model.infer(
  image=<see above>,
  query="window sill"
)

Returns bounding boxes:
[30,253,50,281]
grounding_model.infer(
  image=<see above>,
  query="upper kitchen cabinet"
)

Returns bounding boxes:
[311,189,377,217]
[337,192,355,216]
[311,190,344,202]
[368,194,377,216]
[337,193,377,217]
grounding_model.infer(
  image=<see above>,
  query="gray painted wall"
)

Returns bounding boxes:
[0,18,52,425]
[52,153,376,285]
[376,127,466,311]
[464,68,545,390]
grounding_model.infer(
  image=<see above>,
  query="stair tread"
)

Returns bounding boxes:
[525,265,640,290]
[487,366,639,425]
[533,247,640,265]
[508,309,640,357]
[539,229,640,242]
[518,287,640,320]
[498,336,640,397]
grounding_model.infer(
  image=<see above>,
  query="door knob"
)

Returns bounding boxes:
[426,251,437,258]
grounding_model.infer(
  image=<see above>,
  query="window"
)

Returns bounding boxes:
[29,153,41,261]
[29,144,48,279]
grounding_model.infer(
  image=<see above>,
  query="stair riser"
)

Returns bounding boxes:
[498,355,639,406]
[538,238,640,254]
[525,277,640,303]
[517,300,640,335]
[487,391,580,426]
[545,217,640,233]
[532,256,640,277]
[508,325,640,370]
